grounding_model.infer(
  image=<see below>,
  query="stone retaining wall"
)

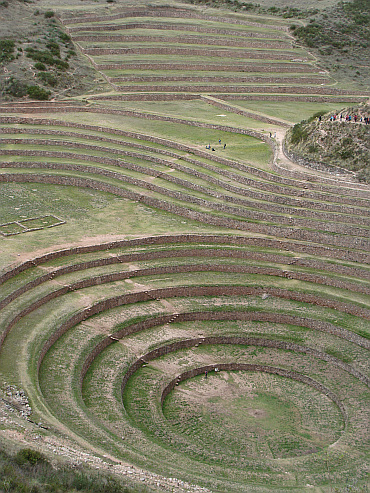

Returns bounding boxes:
[75,34,290,50]
[3,262,369,351]
[1,115,369,200]
[2,148,369,215]
[128,336,368,388]
[4,138,368,223]
[90,92,366,104]
[1,163,369,243]
[1,233,368,286]
[83,45,296,59]
[36,284,370,371]
[62,7,289,32]
[4,139,367,213]
[1,247,368,312]
[93,62,317,73]
[108,76,327,86]
[67,22,288,39]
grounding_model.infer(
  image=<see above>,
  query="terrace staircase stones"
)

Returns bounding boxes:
[58,5,365,103]
[0,231,369,490]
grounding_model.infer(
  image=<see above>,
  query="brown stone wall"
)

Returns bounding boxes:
[108,75,327,86]
[1,246,368,313]
[62,8,289,32]
[1,113,369,203]
[1,171,369,250]
[75,34,290,50]
[93,62,317,73]
[1,141,368,222]
[35,284,370,373]
[83,46,297,61]
[67,22,288,39]
[3,262,370,347]
[1,233,369,288]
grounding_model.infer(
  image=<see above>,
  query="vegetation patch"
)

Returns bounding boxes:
[0,447,141,493]
[0,2,106,101]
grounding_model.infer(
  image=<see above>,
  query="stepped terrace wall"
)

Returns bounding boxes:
[1,248,368,312]
[66,22,289,39]
[82,46,300,60]
[1,161,369,244]
[1,234,368,286]
[36,283,370,369]
[74,34,291,50]
[2,114,370,198]
[61,8,289,31]
[93,62,318,72]
[3,261,370,350]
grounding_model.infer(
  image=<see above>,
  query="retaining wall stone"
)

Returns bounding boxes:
[1,115,369,200]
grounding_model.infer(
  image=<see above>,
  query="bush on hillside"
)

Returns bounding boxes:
[2,77,28,97]
[0,447,141,493]
[0,39,15,64]
[15,448,47,466]
[27,85,51,100]
[38,71,58,87]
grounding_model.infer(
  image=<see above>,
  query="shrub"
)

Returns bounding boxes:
[0,1,9,7]
[307,110,327,123]
[59,32,72,44]
[27,85,51,100]
[26,47,69,70]
[44,10,54,18]
[3,77,28,97]
[0,39,15,63]
[308,144,318,153]
[290,122,309,144]
[46,40,61,58]
[357,168,370,183]
[15,448,47,466]
[38,71,57,87]
[34,62,47,70]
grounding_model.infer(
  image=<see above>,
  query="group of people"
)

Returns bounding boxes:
[206,139,227,151]
[325,114,369,124]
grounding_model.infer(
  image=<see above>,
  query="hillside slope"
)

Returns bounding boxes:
[0,0,107,101]
[285,103,370,182]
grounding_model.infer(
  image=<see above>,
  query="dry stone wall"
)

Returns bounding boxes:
[67,22,288,39]
[1,114,369,199]
[61,8,289,32]
[84,46,296,60]
[37,283,370,370]
[1,233,369,286]
[75,34,290,50]
[93,62,318,73]
[1,169,369,249]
